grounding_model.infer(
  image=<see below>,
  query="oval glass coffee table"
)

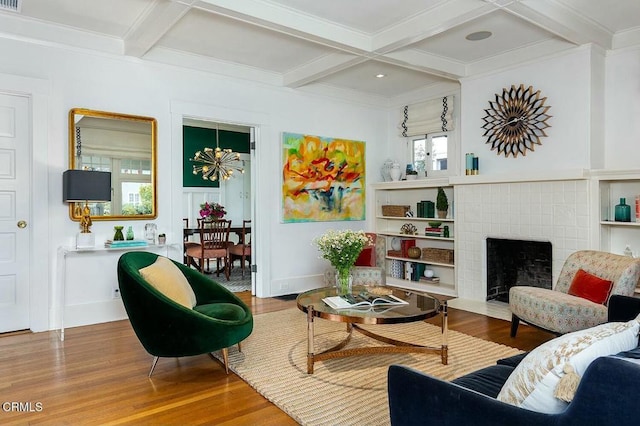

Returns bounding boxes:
[296,286,453,374]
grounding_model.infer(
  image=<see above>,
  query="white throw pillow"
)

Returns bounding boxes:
[497,316,640,414]
[139,256,197,309]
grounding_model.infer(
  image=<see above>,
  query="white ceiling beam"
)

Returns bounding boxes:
[380,49,466,80]
[0,12,122,55]
[504,0,613,49]
[613,27,640,50]
[465,38,576,76]
[283,53,367,88]
[124,0,193,57]
[372,0,495,54]
[192,0,371,53]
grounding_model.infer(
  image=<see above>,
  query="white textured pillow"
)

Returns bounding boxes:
[497,317,640,414]
[139,256,197,309]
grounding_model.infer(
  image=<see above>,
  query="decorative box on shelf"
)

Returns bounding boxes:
[382,205,410,217]
[422,247,454,264]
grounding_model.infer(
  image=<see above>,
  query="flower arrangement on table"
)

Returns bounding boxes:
[314,229,372,295]
[199,202,226,220]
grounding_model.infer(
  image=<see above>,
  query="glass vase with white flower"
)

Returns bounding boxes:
[314,229,372,296]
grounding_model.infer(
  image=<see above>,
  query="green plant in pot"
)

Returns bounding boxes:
[436,187,449,219]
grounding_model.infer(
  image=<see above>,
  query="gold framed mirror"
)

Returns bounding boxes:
[69,108,157,221]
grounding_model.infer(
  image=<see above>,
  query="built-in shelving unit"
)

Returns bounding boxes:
[592,170,640,257]
[371,179,457,297]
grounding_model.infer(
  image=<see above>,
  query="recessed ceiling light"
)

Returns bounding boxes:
[466,31,492,41]
[375,74,386,78]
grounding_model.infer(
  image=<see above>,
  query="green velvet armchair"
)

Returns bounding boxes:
[117,251,253,377]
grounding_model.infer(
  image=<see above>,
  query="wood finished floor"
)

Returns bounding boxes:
[0,293,554,425]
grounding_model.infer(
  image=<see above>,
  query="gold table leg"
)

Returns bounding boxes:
[307,306,315,374]
[441,299,449,365]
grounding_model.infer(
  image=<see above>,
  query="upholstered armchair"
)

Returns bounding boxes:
[324,233,387,287]
[117,251,253,376]
[510,250,640,336]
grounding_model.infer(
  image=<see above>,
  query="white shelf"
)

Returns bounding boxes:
[371,178,450,190]
[379,233,453,242]
[386,278,457,297]
[386,256,454,267]
[376,215,454,222]
[600,221,640,227]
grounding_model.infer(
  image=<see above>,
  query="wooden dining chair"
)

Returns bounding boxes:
[183,218,201,266]
[229,220,252,277]
[185,219,232,280]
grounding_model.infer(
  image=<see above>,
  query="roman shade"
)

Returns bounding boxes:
[399,96,454,137]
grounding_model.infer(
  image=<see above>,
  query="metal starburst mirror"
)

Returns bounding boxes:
[481,84,552,158]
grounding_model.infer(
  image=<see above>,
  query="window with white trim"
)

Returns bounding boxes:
[412,132,449,177]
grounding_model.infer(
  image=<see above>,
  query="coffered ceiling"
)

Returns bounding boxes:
[1,0,639,101]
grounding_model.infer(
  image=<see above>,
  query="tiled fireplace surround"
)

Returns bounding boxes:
[450,178,591,319]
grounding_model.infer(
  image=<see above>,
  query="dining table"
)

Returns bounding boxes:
[183,225,251,245]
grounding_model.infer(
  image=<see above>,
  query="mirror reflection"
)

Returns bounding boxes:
[69,108,157,220]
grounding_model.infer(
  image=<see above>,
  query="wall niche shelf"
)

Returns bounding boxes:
[592,170,640,258]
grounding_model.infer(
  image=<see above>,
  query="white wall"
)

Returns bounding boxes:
[459,46,596,175]
[0,37,388,330]
[605,46,640,169]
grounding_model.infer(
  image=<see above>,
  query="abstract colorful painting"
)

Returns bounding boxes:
[282,132,365,223]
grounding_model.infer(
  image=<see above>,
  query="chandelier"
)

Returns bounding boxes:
[191,126,244,181]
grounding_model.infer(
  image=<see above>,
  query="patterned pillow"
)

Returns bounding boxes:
[496,316,640,414]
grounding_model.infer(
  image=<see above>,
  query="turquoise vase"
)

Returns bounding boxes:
[615,198,631,222]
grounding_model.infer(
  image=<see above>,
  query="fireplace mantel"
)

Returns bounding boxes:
[449,169,590,185]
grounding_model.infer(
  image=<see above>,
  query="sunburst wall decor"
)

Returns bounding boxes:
[481,84,552,158]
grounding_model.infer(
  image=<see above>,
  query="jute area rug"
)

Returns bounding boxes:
[222,308,522,426]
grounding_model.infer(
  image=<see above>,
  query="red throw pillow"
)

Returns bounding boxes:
[567,269,614,305]
[355,247,375,267]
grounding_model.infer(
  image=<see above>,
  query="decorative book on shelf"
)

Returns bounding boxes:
[416,200,435,218]
[323,293,409,310]
[400,239,416,258]
[104,240,148,248]
[424,227,443,237]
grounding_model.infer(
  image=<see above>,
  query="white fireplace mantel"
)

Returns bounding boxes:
[449,169,590,185]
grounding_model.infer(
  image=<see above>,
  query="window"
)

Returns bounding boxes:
[413,133,448,176]
[78,155,152,215]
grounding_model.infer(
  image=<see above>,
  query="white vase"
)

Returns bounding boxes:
[381,159,394,181]
[390,163,401,181]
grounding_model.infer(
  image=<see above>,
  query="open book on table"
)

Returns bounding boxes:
[323,293,409,310]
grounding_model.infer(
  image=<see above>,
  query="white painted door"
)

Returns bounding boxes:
[223,154,250,237]
[0,93,31,333]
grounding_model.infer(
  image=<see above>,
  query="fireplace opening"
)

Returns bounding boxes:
[486,238,552,303]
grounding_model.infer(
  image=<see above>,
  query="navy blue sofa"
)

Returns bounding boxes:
[388,295,640,426]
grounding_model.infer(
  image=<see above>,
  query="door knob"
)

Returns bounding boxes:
[17,220,27,228]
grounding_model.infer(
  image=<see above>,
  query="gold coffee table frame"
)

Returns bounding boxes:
[296,287,452,374]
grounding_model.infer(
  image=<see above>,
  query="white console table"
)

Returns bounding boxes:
[56,244,178,341]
